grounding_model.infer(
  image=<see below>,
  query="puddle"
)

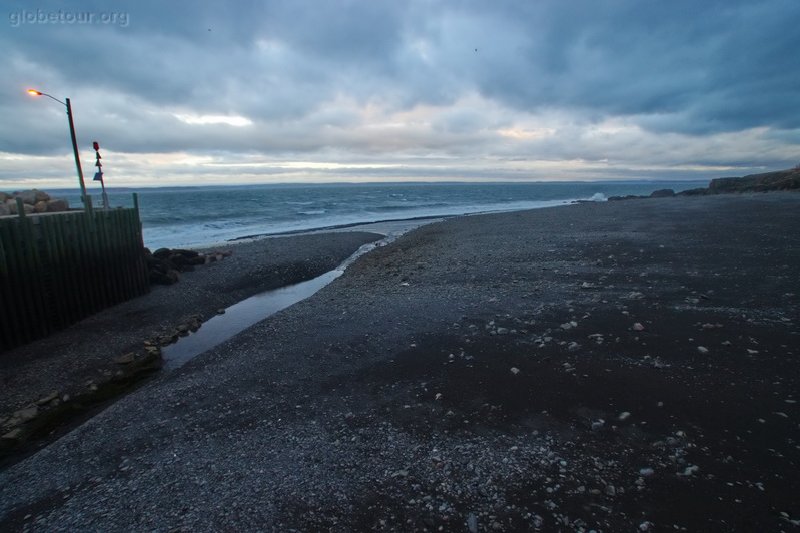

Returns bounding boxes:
[162,221,436,369]
[161,269,343,369]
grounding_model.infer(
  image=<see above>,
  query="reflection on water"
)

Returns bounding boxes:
[161,270,342,369]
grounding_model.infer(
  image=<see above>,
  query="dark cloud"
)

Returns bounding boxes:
[1,0,798,186]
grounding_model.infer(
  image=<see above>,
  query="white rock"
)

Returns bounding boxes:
[697,346,709,354]
[632,322,645,331]
[618,411,631,421]
[510,367,520,375]
[681,465,699,476]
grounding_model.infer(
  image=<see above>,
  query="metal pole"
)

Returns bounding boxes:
[65,98,88,208]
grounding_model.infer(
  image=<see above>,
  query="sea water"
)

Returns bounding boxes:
[51,181,700,249]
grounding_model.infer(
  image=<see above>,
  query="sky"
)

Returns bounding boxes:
[1,0,799,189]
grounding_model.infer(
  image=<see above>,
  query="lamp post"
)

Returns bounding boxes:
[27,89,88,208]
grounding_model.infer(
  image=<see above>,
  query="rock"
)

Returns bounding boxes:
[37,391,59,405]
[618,411,631,421]
[591,419,605,431]
[150,269,180,285]
[567,341,581,352]
[650,188,675,198]
[632,322,645,331]
[681,465,700,476]
[13,406,38,422]
[510,367,520,375]
[496,327,509,335]
[697,346,709,354]
[639,467,655,476]
[46,198,69,212]
[33,200,48,213]
[2,428,23,440]
[709,168,800,193]
[0,203,9,216]
[608,194,644,201]
[113,353,136,364]
[605,484,617,496]
[677,187,709,196]
[6,200,34,215]
[16,189,40,205]
[467,513,478,533]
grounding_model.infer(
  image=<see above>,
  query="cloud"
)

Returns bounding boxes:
[1,0,799,188]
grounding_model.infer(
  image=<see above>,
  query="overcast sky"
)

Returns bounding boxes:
[2,0,799,189]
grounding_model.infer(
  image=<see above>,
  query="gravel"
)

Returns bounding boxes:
[1,193,799,531]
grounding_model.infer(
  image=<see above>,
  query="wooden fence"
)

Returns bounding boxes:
[0,195,149,352]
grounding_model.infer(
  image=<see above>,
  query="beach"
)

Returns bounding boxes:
[1,193,799,531]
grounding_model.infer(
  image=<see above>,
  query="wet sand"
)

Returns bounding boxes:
[1,193,799,531]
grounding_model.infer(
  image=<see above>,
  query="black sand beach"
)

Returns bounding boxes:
[1,193,799,531]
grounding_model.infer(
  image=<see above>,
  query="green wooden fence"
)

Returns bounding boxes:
[0,195,149,352]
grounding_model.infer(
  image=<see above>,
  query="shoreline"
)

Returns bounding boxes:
[225,199,576,244]
[1,192,799,530]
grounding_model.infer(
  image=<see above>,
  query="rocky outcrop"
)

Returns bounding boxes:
[676,187,709,196]
[650,188,675,198]
[708,168,800,193]
[1,189,71,216]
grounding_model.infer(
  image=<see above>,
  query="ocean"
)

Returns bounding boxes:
[52,181,701,250]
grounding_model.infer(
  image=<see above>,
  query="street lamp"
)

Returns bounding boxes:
[27,89,88,207]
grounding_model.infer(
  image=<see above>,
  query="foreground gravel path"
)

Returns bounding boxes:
[1,194,799,531]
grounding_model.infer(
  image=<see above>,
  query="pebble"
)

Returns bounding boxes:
[467,513,478,533]
[36,391,60,406]
[681,465,700,476]
[632,323,645,331]
[510,367,520,375]
[696,346,709,354]
[13,406,38,422]
[618,411,631,421]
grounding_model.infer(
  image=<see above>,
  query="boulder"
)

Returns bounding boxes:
[0,192,9,202]
[34,200,48,213]
[15,190,39,205]
[46,198,69,212]
[0,203,9,216]
[650,188,675,198]
[6,200,34,215]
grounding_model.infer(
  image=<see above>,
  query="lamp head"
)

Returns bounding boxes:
[27,89,43,96]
